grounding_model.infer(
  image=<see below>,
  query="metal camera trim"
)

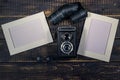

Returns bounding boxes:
[60,41,73,55]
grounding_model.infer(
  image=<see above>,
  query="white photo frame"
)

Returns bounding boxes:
[77,12,119,62]
[2,11,53,55]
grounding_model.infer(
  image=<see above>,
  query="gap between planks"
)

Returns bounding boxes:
[0,15,120,18]
[0,60,120,63]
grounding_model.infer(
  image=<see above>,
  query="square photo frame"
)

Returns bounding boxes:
[77,12,119,62]
[2,11,53,55]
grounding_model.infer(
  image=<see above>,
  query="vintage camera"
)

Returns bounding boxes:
[57,26,76,57]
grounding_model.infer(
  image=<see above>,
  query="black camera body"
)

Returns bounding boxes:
[57,26,76,57]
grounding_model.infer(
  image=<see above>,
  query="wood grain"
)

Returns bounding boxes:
[0,0,120,16]
[0,62,120,80]
[0,0,120,80]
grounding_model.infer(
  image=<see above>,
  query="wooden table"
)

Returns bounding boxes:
[0,0,120,80]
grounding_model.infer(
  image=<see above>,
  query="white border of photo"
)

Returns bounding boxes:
[77,12,119,62]
[2,11,53,55]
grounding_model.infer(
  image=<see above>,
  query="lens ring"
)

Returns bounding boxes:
[60,41,73,55]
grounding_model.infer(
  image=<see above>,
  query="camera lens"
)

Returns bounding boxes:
[61,41,73,55]
[64,45,69,51]
[61,33,72,40]
[65,33,70,40]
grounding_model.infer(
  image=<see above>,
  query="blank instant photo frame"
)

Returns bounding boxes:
[77,12,119,62]
[2,11,53,55]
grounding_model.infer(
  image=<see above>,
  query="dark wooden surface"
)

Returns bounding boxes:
[0,0,120,80]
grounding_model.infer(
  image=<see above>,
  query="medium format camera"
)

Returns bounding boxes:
[57,26,76,57]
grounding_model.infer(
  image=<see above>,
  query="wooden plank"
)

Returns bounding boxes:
[0,62,119,80]
[0,0,120,16]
